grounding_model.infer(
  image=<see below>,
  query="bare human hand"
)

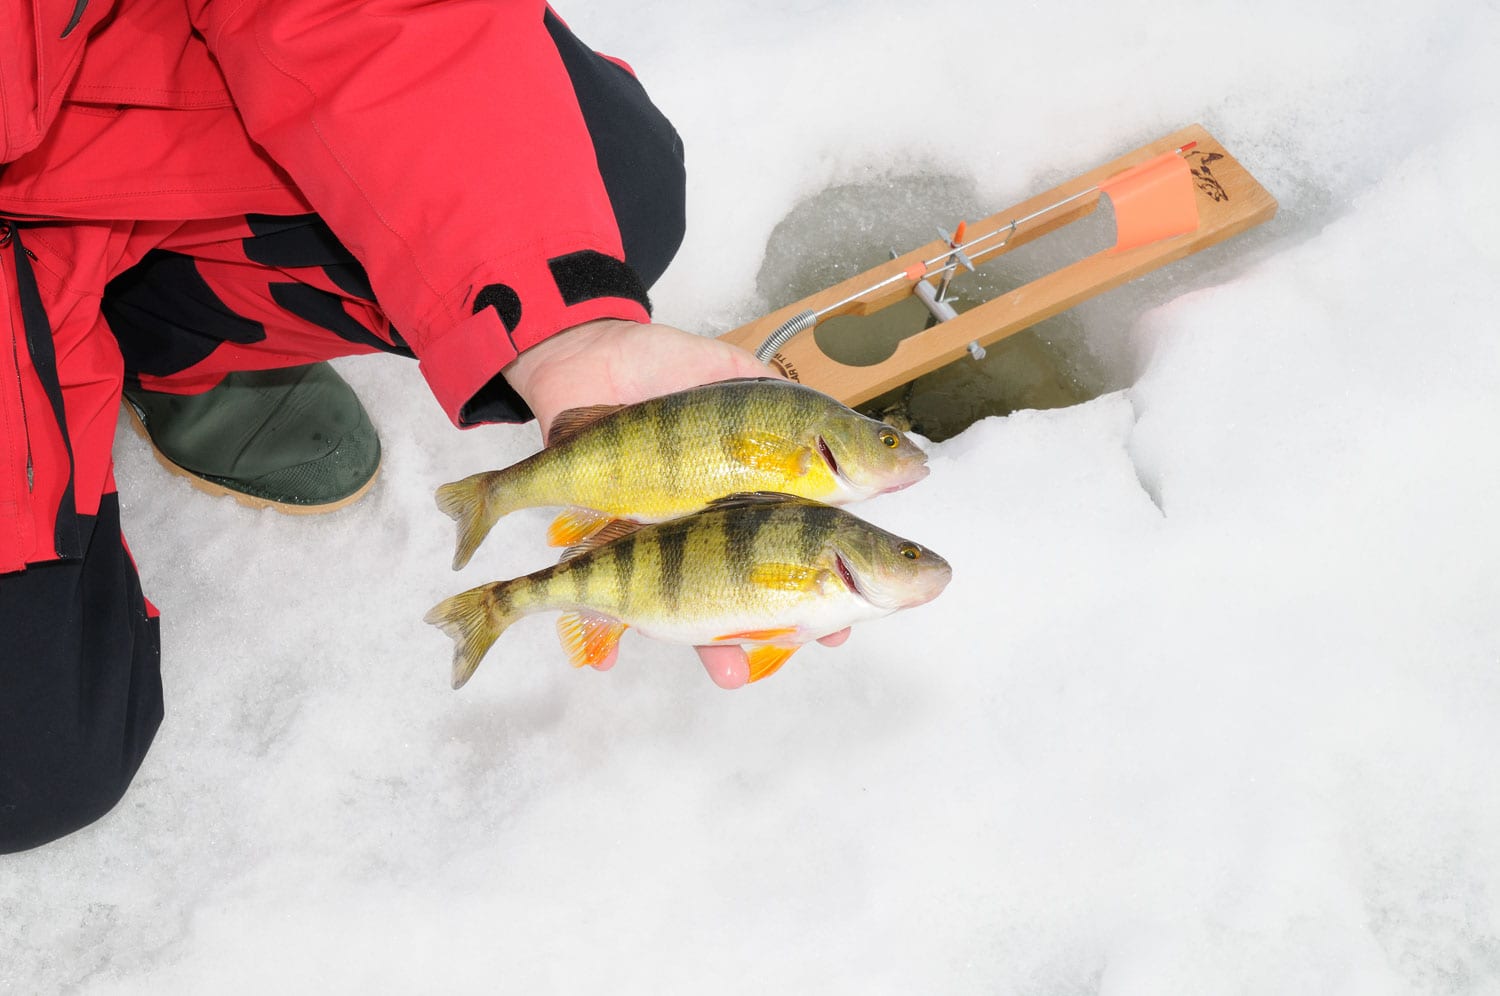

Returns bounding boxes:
[501,318,773,443]
[501,318,851,688]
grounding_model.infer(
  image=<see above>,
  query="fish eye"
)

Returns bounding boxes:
[899,543,921,560]
[879,428,900,448]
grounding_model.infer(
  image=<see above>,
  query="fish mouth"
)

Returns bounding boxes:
[834,553,862,597]
[878,463,930,495]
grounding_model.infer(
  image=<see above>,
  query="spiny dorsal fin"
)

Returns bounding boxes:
[546,404,626,446]
[702,491,820,512]
[713,376,784,387]
[560,517,643,561]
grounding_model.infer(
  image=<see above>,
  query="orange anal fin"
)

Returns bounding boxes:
[1100,151,1199,254]
[557,612,628,670]
[746,644,800,683]
[548,508,615,548]
[713,626,799,643]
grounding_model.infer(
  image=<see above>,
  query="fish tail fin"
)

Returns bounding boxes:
[435,472,513,570]
[423,581,521,689]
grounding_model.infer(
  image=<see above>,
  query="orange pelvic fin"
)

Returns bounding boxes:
[548,507,615,547]
[746,644,800,683]
[557,611,628,670]
[1100,151,1199,254]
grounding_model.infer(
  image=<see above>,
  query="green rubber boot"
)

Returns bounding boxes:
[124,364,381,513]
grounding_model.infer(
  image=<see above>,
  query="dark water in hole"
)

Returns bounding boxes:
[753,171,1103,441]
[815,296,1090,442]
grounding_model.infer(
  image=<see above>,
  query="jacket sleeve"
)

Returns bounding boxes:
[188,0,655,426]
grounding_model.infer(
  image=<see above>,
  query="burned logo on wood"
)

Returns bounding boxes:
[1187,151,1229,202]
[770,354,801,382]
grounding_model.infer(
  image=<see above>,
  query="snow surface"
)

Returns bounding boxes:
[5,1,1500,992]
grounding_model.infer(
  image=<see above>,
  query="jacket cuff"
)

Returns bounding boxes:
[418,254,652,427]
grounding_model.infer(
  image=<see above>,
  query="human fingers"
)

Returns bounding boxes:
[695,644,749,689]
[816,627,851,647]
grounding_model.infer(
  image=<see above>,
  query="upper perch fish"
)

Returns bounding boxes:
[424,493,952,689]
[435,378,929,569]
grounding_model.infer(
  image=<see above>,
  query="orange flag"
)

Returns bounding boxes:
[1100,151,1199,254]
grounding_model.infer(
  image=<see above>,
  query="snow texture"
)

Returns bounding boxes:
[5,1,1500,992]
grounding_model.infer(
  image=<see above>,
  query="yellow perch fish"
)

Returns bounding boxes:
[424,493,952,689]
[435,377,929,569]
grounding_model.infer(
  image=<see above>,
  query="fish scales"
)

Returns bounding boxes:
[606,388,811,511]
[435,378,930,571]
[426,496,952,687]
[609,534,637,617]
[656,526,686,615]
[600,400,627,473]
[516,504,824,626]
[568,554,590,602]
[721,503,761,583]
[557,503,834,623]
[649,391,683,499]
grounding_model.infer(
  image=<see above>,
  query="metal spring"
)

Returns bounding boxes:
[755,309,818,362]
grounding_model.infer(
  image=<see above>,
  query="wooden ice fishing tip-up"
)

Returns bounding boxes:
[718,123,1277,406]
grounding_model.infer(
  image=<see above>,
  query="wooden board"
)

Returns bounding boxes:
[718,123,1278,406]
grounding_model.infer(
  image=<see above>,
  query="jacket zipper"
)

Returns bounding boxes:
[0,222,34,492]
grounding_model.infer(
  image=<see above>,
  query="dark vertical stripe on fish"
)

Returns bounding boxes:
[491,582,513,621]
[721,382,748,450]
[601,410,625,481]
[660,390,687,495]
[725,505,767,582]
[565,559,588,603]
[797,503,834,563]
[612,535,636,613]
[656,526,687,613]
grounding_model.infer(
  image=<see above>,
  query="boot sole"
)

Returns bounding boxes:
[125,403,380,515]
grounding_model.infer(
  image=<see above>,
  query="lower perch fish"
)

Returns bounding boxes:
[424,493,952,689]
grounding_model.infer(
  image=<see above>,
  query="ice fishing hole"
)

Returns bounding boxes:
[754,170,1126,441]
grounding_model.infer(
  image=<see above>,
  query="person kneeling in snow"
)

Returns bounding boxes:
[0,0,843,853]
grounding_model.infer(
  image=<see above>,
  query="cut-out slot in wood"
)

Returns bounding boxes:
[719,124,1278,407]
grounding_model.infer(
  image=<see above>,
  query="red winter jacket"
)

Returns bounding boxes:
[0,0,651,418]
[0,0,657,573]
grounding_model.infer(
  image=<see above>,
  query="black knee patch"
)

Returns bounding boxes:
[271,282,413,357]
[243,213,377,301]
[104,249,267,380]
